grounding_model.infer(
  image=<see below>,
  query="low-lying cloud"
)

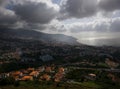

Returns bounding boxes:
[0,0,120,34]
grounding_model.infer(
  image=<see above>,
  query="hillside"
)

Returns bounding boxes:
[0,28,79,45]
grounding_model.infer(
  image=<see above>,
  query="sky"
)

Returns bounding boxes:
[0,0,120,46]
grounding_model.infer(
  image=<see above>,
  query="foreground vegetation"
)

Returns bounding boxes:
[0,81,102,89]
[1,80,120,89]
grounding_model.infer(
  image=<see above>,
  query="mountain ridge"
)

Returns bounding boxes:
[0,28,80,45]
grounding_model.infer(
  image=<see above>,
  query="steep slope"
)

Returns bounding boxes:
[0,28,79,45]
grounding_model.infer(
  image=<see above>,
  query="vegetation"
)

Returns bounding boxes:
[65,69,120,89]
[0,81,101,89]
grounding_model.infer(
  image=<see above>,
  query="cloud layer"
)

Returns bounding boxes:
[59,0,98,19]
[13,0,59,24]
[0,0,120,33]
[0,0,59,29]
[99,0,120,12]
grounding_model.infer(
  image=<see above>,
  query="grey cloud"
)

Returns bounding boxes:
[0,0,120,33]
[49,24,66,32]
[0,0,4,4]
[110,18,120,31]
[0,0,59,30]
[59,0,120,20]
[13,0,58,24]
[0,0,20,29]
[99,0,120,12]
[94,18,120,32]
[0,0,8,5]
[68,18,120,33]
[59,0,98,19]
[0,7,18,27]
[28,23,47,30]
[69,23,95,33]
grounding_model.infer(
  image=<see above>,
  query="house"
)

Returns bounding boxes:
[58,67,65,73]
[21,76,33,81]
[21,69,29,74]
[45,67,52,72]
[54,78,60,82]
[105,58,119,69]
[84,73,96,81]
[107,73,118,82]
[29,71,39,77]
[37,66,45,72]
[88,73,96,78]
[11,71,23,77]
[54,72,64,82]
[14,76,20,81]
[41,74,51,81]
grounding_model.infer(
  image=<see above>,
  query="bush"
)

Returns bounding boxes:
[0,77,15,86]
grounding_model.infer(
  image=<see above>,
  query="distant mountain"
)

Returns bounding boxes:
[0,28,80,45]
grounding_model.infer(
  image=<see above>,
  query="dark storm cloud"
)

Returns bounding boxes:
[0,0,3,4]
[59,0,120,20]
[0,0,7,5]
[0,8,17,24]
[0,0,59,29]
[0,0,120,32]
[0,1,18,28]
[59,0,98,19]
[13,0,58,24]
[99,0,120,12]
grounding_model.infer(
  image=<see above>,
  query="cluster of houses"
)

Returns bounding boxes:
[0,66,66,82]
[105,58,119,69]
